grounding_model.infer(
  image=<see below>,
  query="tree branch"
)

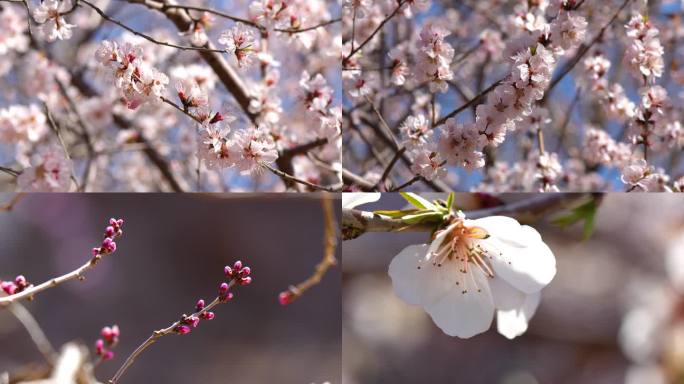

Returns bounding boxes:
[342,193,593,240]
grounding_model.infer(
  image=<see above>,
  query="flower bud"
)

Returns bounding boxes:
[14,275,27,288]
[239,276,252,286]
[218,282,229,296]
[239,267,251,277]
[1,281,17,295]
[195,299,205,311]
[105,226,115,237]
[278,291,293,306]
[233,261,243,271]
[95,339,105,355]
[201,311,215,320]
[175,325,192,335]
[224,265,233,278]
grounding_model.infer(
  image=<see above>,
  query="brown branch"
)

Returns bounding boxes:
[261,163,339,192]
[344,0,406,61]
[123,0,257,123]
[7,302,57,365]
[0,194,25,211]
[342,193,593,240]
[79,0,226,53]
[159,4,260,28]
[279,195,338,305]
[274,18,342,34]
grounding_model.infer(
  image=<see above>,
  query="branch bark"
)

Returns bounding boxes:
[343,193,593,240]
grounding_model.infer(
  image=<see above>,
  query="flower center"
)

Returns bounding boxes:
[421,220,503,294]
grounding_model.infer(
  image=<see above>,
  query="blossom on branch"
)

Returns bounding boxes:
[33,0,76,42]
[389,212,556,339]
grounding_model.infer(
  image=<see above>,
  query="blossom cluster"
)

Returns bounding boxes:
[92,218,125,258]
[342,0,684,192]
[95,325,120,361]
[1,275,30,296]
[95,40,169,110]
[173,261,252,335]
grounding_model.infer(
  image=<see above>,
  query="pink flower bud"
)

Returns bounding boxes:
[14,275,27,288]
[95,339,104,355]
[209,111,223,124]
[1,281,17,295]
[218,282,229,296]
[184,315,200,328]
[224,265,233,278]
[195,299,205,311]
[105,226,115,237]
[278,291,293,306]
[103,350,115,360]
[101,237,117,253]
[239,267,251,278]
[239,276,252,286]
[233,261,243,271]
[175,325,192,335]
[92,247,101,257]
[201,312,215,320]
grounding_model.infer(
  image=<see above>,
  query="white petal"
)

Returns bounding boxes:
[424,267,495,338]
[388,244,461,306]
[487,225,556,294]
[496,291,540,339]
[342,193,381,209]
[425,222,457,261]
[488,276,526,310]
[471,216,532,247]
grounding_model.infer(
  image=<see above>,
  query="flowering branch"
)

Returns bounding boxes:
[109,261,253,384]
[79,0,225,53]
[342,193,593,240]
[0,218,124,307]
[344,0,406,62]
[279,195,338,305]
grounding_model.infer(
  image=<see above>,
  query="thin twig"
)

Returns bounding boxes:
[0,194,24,211]
[109,281,236,383]
[344,0,406,61]
[280,196,338,304]
[80,0,226,53]
[7,302,57,365]
[261,163,339,192]
[44,103,80,190]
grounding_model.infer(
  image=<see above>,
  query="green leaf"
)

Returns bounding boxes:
[402,211,443,224]
[551,199,598,240]
[373,209,419,218]
[399,193,437,211]
[446,193,454,213]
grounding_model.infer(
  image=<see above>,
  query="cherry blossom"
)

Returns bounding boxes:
[388,212,556,338]
[16,145,72,192]
[218,23,258,68]
[32,0,76,42]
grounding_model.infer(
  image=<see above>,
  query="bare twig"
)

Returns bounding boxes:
[7,302,57,365]
[280,195,338,304]
[261,163,339,192]
[109,280,238,383]
[344,0,406,61]
[80,0,226,53]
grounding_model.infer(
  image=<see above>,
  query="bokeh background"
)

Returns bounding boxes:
[0,193,340,383]
[343,193,684,384]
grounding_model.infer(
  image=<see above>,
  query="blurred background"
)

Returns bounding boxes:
[0,193,340,383]
[343,193,684,384]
